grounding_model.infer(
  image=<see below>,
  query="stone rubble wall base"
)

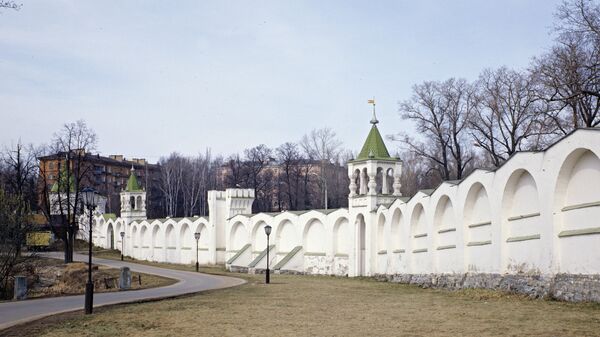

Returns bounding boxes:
[228,266,248,274]
[374,273,600,303]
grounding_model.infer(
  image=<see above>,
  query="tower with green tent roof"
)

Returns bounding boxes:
[120,166,147,225]
[347,100,403,208]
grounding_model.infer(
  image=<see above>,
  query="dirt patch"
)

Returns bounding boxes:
[5,256,176,300]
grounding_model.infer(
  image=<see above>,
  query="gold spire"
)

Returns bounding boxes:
[368,97,378,125]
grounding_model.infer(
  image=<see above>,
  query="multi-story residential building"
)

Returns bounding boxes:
[38,151,161,215]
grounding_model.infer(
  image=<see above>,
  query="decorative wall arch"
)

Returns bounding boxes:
[463,182,493,272]
[303,219,326,254]
[332,217,350,255]
[355,213,367,276]
[151,224,161,261]
[500,169,543,273]
[431,195,459,272]
[410,203,426,236]
[230,221,249,251]
[377,213,386,251]
[131,225,139,259]
[252,221,268,253]
[276,220,298,253]
[179,223,193,263]
[554,149,600,273]
[106,223,115,250]
[376,212,388,274]
[390,208,403,251]
[165,224,176,262]
[140,225,149,259]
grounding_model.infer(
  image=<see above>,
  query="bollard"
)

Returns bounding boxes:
[119,267,131,290]
[14,276,27,300]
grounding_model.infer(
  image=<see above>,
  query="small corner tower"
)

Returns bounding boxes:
[120,166,147,224]
[348,100,402,211]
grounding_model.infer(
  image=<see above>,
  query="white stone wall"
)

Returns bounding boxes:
[93,129,600,280]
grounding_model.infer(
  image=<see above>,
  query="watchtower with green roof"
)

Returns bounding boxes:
[120,166,147,225]
[348,102,403,211]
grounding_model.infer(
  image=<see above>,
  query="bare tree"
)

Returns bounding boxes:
[300,128,343,208]
[276,142,303,211]
[0,141,38,257]
[0,1,22,11]
[0,188,32,299]
[39,121,97,263]
[159,153,184,217]
[243,145,273,212]
[471,67,550,166]
[533,0,600,130]
[395,79,475,181]
[181,149,213,217]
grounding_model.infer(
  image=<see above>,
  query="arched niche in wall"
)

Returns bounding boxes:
[355,213,367,276]
[390,208,404,252]
[554,149,600,274]
[194,222,209,249]
[500,169,543,272]
[106,222,114,250]
[230,221,249,251]
[410,204,427,248]
[151,224,161,259]
[131,225,139,249]
[303,219,326,254]
[252,221,268,253]
[433,195,459,273]
[276,220,298,253]
[377,213,386,252]
[179,223,192,249]
[463,182,493,272]
[333,217,350,256]
[433,195,457,248]
[463,183,492,242]
[140,225,149,251]
[165,224,176,249]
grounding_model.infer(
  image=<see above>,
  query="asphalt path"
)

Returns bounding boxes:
[0,252,245,331]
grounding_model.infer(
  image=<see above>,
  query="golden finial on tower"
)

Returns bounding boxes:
[368,97,378,124]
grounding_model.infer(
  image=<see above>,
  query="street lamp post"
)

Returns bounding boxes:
[264,225,272,284]
[194,231,201,272]
[82,187,98,315]
[120,231,125,261]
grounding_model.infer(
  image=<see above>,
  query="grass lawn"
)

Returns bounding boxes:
[5,252,600,337]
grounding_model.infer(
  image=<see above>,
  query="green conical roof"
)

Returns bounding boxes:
[356,124,392,161]
[125,168,142,192]
[51,166,76,193]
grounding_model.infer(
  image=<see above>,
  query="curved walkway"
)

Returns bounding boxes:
[0,252,246,331]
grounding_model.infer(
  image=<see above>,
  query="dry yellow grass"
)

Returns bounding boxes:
[7,264,600,337]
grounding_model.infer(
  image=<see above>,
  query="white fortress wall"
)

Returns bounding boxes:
[91,128,600,301]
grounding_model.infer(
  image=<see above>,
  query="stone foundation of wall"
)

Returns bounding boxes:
[374,273,600,302]
[228,265,248,274]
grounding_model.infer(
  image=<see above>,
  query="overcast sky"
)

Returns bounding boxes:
[1,0,561,162]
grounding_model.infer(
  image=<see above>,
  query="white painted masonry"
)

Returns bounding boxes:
[93,127,600,282]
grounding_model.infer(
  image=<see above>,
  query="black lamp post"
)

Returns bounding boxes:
[264,225,272,284]
[81,187,98,315]
[120,231,125,261]
[194,231,201,272]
